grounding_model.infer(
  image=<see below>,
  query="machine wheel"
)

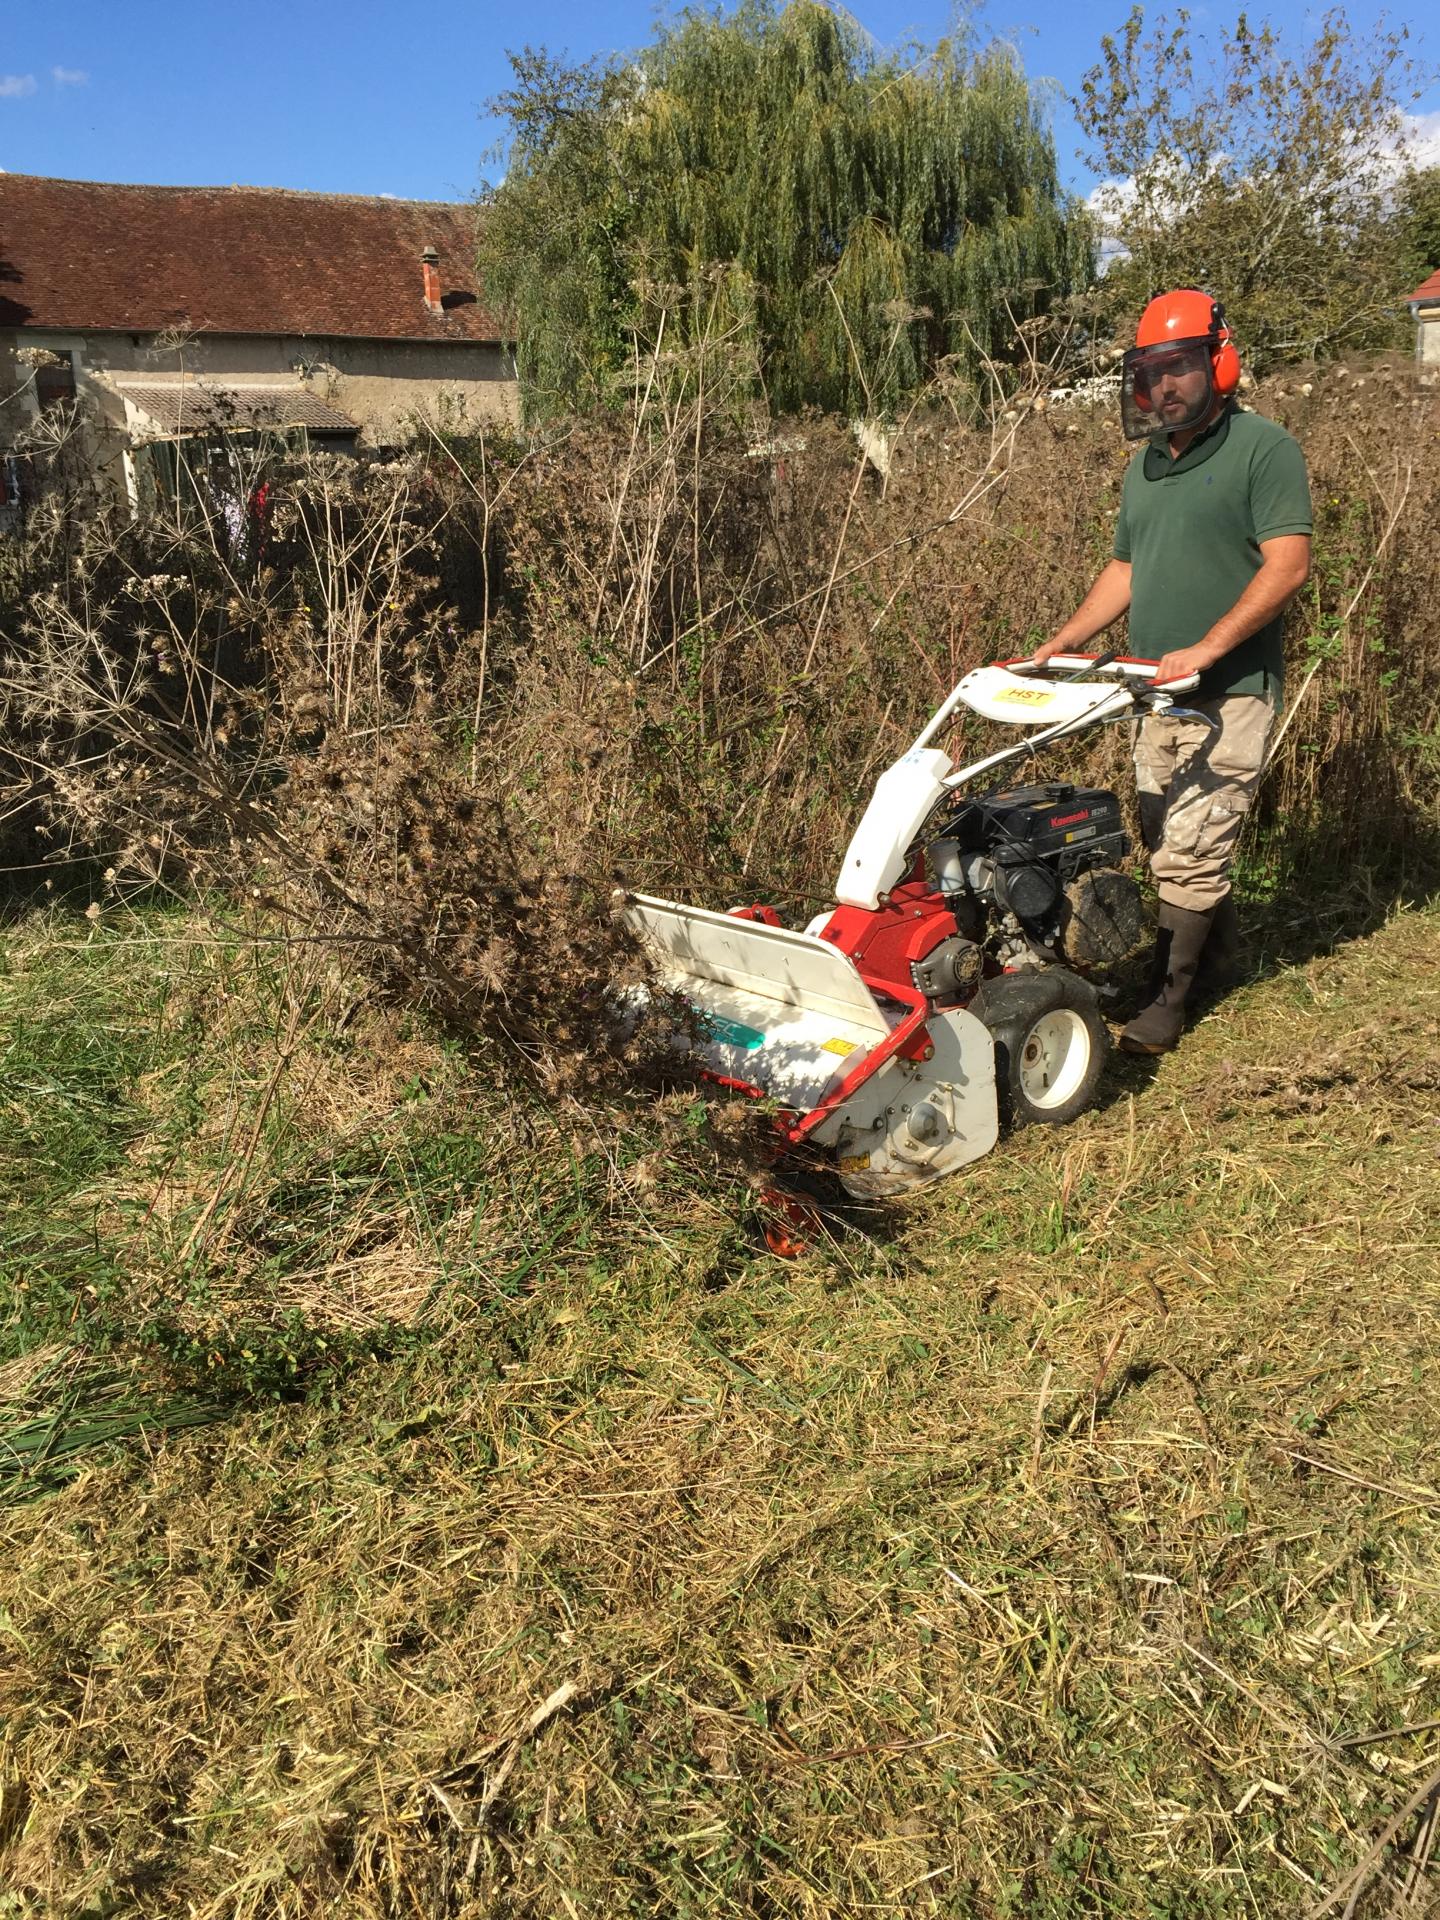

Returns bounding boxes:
[969,969,1109,1129]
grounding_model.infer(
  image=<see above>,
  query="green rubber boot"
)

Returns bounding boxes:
[1194,891,1242,997]
[1120,902,1216,1055]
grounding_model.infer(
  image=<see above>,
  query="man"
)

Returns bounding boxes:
[1032,288,1312,1053]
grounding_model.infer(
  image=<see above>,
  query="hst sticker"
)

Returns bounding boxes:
[822,1037,858,1056]
[995,686,1055,707]
[705,1015,765,1050]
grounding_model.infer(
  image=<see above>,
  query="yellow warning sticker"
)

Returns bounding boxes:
[839,1153,871,1173]
[822,1037,858,1056]
[995,686,1054,706]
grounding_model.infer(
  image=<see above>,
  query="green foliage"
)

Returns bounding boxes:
[478,0,1093,419]
[1077,6,1419,364]
[1399,164,1440,282]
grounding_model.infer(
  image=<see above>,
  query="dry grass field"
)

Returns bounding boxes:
[3,885,1438,1918]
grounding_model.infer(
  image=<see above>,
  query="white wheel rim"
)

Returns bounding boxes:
[1018,1008,1092,1111]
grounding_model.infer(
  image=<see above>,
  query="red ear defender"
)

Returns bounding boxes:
[1211,333,1241,397]
[1209,300,1241,397]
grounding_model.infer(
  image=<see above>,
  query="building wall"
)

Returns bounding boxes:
[0,327,518,502]
[2,332,131,500]
[1418,309,1440,367]
[75,330,519,439]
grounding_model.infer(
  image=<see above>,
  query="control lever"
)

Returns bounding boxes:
[1058,648,1118,682]
[1143,672,1220,728]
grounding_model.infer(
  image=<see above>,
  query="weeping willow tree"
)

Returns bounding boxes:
[478,1,1093,420]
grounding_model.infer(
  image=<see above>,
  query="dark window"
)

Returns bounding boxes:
[35,351,77,410]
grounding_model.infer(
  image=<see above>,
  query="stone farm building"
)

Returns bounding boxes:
[1409,269,1440,368]
[0,173,514,514]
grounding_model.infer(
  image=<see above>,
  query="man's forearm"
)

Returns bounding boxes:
[1043,560,1133,654]
[1196,555,1309,666]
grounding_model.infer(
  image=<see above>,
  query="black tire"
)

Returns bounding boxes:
[969,968,1109,1128]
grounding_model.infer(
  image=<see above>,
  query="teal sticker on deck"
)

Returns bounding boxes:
[705,1015,765,1050]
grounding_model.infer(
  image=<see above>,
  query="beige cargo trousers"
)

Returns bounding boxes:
[1132,694,1274,911]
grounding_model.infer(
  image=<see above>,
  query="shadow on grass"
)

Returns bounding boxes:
[1090,814,1440,1110]
[0,854,177,928]
[1242,811,1440,971]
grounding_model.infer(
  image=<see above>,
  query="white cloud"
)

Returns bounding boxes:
[1085,177,1135,268]
[1392,109,1440,173]
[52,66,88,88]
[0,74,38,99]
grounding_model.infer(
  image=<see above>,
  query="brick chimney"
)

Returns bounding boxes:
[421,245,442,314]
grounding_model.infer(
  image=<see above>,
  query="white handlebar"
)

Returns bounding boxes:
[1005,653,1201,692]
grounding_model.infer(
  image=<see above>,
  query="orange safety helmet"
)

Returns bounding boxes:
[1120,288,1240,441]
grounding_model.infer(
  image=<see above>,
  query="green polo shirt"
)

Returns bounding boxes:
[1113,404,1312,702]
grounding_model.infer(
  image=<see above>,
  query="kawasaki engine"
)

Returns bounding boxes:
[927,782,1147,972]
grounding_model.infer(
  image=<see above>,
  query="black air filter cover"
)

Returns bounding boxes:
[994,856,1061,926]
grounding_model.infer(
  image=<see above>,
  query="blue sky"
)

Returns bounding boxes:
[2,0,1436,202]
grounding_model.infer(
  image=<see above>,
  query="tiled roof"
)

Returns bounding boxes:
[120,383,358,438]
[0,174,501,342]
[1409,269,1440,308]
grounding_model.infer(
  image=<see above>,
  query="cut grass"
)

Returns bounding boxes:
[0,896,1438,1916]
[0,1346,228,1504]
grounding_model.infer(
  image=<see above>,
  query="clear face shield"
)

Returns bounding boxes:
[1119,338,1217,442]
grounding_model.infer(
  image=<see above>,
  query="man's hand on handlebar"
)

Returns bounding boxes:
[1029,635,1072,669]
[1154,644,1213,685]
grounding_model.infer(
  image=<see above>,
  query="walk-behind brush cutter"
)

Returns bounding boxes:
[621,654,1202,1211]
